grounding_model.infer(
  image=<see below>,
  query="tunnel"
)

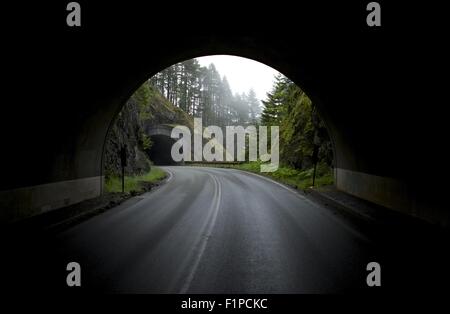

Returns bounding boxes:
[144,124,182,166]
[1,2,448,227]
[147,135,178,166]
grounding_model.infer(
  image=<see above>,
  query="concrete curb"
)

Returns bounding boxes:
[305,187,378,225]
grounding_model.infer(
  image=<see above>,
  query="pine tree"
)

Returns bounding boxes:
[150,59,259,127]
[261,74,289,125]
[247,88,261,124]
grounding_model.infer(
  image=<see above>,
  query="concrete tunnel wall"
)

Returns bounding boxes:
[1,3,448,226]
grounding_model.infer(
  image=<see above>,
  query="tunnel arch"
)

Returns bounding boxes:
[2,32,447,227]
[93,37,442,227]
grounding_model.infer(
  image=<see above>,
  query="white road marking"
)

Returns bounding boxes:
[164,168,173,182]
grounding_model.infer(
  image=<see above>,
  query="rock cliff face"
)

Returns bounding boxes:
[103,97,150,178]
[103,83,193,178]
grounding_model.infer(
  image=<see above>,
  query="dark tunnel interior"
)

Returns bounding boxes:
[147,135,178,165]
[1,2,449,300]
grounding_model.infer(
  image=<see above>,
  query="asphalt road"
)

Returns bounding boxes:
[53,166,373,293]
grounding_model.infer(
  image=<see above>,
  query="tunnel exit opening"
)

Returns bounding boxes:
[102,55,335,193]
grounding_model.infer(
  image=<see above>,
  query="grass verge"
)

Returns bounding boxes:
[187,161,333,191]
[105,166,167,193]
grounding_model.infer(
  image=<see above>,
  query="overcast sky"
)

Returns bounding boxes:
[196,55,279,102]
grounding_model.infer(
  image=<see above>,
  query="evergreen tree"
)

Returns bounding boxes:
[261,73,332,169]
[149,59,259,127]
[247,88,261,124]
[261,74,289,125]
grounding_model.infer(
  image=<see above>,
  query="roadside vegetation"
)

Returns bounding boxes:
[105,167,166,193]
[188,161,333,191]
[236,161,333,190]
